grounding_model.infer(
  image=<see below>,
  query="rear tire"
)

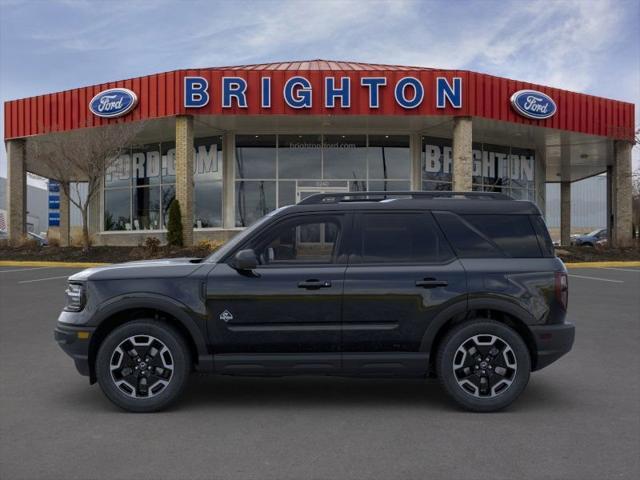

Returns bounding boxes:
[96,319,191,412]
[436,319,530,412]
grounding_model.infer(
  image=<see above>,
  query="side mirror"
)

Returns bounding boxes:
[232,249,258,271]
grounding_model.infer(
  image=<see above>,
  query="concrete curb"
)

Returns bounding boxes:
[0,261,109,268]
[563,261,640,268]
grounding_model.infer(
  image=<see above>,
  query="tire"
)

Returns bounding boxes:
[96,319,191,412]
[436,319,530,412]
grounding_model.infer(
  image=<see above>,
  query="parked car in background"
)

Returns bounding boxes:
[0,230,48,245]
[571,228,607,247]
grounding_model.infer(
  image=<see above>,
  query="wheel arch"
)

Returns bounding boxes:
[87,295,208,383]
[421,297,539,374]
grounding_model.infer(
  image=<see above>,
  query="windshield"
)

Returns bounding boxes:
[587,229,603,237]
[204,206,291,263]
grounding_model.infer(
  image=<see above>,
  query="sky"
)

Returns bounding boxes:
[0,0,638,183]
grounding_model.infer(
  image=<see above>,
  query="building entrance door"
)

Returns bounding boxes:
[295,184,350,250]
[295,185,350,203]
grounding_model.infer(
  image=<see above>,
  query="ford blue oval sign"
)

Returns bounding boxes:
[89,88,138,118]
[510,90,556,120]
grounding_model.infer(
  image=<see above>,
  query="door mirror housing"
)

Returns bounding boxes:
[232,249,258,271]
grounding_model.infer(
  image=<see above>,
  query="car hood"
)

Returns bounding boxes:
[68,257,207,282]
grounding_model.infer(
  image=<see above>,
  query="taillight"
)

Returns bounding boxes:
[555,272,568,310]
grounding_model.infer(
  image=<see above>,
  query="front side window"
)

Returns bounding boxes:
[254,216,342,265]
[358,212,454,264]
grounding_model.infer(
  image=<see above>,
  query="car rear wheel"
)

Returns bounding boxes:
[437,319,530,412]
[96,320,191,412]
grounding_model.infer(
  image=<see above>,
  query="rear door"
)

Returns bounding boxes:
[341,211,467,373]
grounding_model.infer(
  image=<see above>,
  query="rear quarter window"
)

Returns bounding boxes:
[434,212,543,258]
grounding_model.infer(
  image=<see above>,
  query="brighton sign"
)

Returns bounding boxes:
[510,89,557,120]
[89,88,138,118]
[183,75,463,110]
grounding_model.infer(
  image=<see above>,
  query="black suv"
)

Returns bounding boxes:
[55,191,574,412]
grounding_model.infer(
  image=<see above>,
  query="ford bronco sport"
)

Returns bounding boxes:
[55,191,574,412]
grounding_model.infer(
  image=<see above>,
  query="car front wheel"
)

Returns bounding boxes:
[437,319,531,412]
[96,320,191,412]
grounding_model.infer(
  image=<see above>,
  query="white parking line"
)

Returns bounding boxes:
[0,266,55,274]
[599,267,640,273]
[18,275,71,284]
[568,274,624,283]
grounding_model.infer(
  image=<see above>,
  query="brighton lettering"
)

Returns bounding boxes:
[184,75,463,109]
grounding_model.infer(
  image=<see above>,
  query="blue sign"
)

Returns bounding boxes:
[48,212,60,227]
[89,88,138,118]
[510,90,557,120]
[49,199,60,210]
[48,181,60,193]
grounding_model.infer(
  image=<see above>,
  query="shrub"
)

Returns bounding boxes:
[143,236,161,256]
[166,200,183,247]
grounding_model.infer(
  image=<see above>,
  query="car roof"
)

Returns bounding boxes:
[278,192,541,216]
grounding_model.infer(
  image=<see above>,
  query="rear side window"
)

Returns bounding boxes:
[433,212,503,258]
[530,215,555,257]
[358,212,454,264]
[462,215,542,258]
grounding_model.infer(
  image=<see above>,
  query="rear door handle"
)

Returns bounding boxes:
[415,279,448,288]
[298,279,332,290]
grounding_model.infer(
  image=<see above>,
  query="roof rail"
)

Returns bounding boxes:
[298,191,512,205]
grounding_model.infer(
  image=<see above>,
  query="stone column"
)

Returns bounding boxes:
[560,181,571,246]
[452,117,472,191]
[222,133,236,228]
[611,141,633,247]
[410,133,422,191]
[175,116,194,246]
[6,139,27,244]
[59,182,70,247]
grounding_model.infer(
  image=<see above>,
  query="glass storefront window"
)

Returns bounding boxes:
[236,135,276,179]
[104,136,223,232]
[368,135,410,180]
[236,180,276,227]
[104,188,131,231]
[323,134,367,180]
[278,135,322,179]
[132,186,161,230]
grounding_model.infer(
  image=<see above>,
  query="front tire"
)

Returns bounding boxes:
[96,320,191,412]
[437,319,530,412]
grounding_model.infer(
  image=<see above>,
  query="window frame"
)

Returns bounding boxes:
[350,210,457,266]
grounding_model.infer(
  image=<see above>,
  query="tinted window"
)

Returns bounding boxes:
[462,215,542,258]
[256,217,341,265]
[530,215,554,257]
[434,212,502,258]
[359,213,454,263]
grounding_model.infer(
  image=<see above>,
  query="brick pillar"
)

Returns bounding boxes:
[222,133,236,228]
[611,141,633,247]
[560,181,571,246]
[410,133,422,190]
[59,182,70,247]
[175,115,194,245]
[6,139,27,244]
[452,117,472,191]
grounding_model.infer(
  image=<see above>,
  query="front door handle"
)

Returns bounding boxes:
[415,278,448,288]
[298,279,332,290]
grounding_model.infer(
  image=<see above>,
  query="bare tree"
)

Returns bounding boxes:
[27,121,145,250]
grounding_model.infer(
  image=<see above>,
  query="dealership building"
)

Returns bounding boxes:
[3,60,636,246]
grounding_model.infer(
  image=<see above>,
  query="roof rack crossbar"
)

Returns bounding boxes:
[298,191,512,205]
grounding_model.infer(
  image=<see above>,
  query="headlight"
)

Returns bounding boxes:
[64,283,85,312]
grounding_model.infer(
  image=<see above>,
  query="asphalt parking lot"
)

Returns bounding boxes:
[1,265,639,480]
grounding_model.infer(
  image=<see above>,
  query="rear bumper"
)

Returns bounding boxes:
[530,322,575,371]
[54,323,95,377]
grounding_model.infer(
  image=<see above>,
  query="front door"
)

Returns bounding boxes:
[206,212,351,373]
[341,211,467,374]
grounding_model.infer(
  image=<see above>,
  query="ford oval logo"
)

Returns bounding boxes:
[510,89,556,120]
[89,88,138,118]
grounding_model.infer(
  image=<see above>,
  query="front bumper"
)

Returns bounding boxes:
[54,323,95,377]
[530,322,575,371]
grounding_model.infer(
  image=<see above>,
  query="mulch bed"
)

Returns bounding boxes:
[555,245,640,263]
